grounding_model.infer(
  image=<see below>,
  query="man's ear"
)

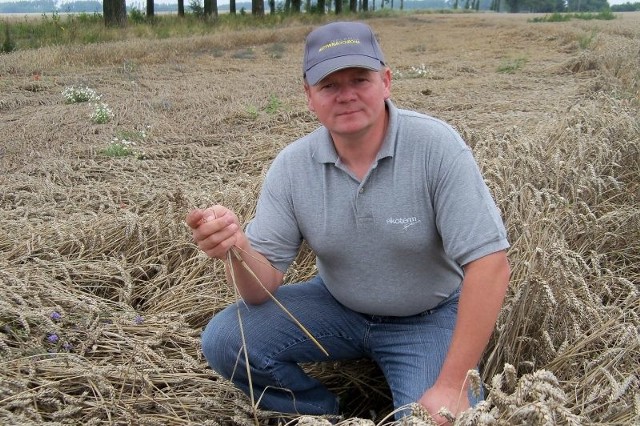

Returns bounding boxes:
[382,67,392,100]
[304,83,315,113]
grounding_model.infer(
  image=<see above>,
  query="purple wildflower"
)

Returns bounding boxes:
[134,314,144,325]
[62,342,73,351]
[50,311,62,321]
[47,334,59,343]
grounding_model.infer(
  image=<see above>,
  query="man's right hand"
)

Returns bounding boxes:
[186,206,243,260]
[186,205,284,304]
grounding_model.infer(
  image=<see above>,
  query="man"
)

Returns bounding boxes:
[187,21,510,423]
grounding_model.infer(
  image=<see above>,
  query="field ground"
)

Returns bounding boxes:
[1,11,639,425]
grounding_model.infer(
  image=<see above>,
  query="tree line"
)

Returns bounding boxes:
[0,0,622,26]
[499,0,610,12]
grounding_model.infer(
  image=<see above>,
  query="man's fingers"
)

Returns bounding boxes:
[202,233,236,258]
[185,209,205,229]
[187,206,227,229]
[199,220,238,248]
[201,207,217,223]
[190,215,239,260]
[186,206,241,260]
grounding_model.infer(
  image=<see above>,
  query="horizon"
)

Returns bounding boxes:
[0,0,632,6]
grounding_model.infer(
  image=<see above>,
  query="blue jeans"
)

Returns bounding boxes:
[201,276,479,417]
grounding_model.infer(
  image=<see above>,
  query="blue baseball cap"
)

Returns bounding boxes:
[303,21,386,86]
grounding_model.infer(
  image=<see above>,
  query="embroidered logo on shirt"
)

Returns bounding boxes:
[386,217,421,230]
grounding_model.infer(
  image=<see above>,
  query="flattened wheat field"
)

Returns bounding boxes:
[1,11,639,425]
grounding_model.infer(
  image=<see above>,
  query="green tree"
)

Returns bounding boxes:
[567,0,607,11]
[2,24,16,53]
[525,0,560,12]
[611,2,640,11]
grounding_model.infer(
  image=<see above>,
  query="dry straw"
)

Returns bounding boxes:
[1,13,639,425]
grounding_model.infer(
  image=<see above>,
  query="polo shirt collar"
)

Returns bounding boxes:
[312,99,399,164]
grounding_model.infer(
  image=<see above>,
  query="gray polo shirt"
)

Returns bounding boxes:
[246,100,509,316]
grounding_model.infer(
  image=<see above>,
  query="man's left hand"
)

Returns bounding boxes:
[418,384,470,425]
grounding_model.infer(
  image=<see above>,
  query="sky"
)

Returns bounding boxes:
[0,0,631,5]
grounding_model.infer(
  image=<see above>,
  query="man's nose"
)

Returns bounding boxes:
[336,84,357,102]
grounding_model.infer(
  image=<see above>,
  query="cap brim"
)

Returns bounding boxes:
[305,55,383,86]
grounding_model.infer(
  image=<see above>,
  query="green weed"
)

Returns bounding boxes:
[129,6,146,24]
[265,42,285,59]
[530,10,616,23]
[232,47,256,59]
[578,30,598,49]
[62,86,101,103]
[394,64,431,79]
[1,24,16,53]
[574,10,615,20]
[246,105,259,119]
[91,103,113,124]
[102,140,135,157]
[497,57,527,74]
[529,12,571,22]
[265,95,282,114]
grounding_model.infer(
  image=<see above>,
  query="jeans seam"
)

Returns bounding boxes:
[262,337,340,414]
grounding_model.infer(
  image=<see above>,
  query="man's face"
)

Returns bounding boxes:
[305,67,391,140]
